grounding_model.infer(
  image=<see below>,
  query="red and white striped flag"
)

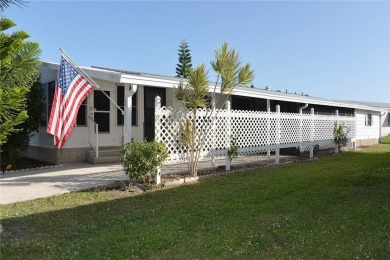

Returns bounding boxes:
[47,55,94,149]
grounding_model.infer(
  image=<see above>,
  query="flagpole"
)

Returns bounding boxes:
[60,48,124,114]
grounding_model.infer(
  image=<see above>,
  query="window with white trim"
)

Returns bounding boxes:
[40,80,87,127]
[40,81,55,127]
[365,114,372,126]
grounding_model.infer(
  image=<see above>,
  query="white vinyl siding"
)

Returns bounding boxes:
[355,110,380,140]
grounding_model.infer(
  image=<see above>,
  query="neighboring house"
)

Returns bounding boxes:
[24,62,387,164]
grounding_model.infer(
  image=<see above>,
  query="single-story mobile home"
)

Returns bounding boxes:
[23,62,389,164]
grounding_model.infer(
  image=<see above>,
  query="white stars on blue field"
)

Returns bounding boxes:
[58,56,79,96]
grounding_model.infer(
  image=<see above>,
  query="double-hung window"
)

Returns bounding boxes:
[365,114,372,126]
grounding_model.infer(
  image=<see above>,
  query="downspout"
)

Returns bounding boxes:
[299,103,309,114]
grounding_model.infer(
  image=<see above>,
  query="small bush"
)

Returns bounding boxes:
[120,140,168,183]
[227,131,240,162]
[334,123,349,152]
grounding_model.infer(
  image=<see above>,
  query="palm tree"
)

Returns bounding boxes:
[0,17,41,145]
[176,42,254,176]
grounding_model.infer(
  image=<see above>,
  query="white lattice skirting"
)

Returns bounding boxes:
[155,99,356,164]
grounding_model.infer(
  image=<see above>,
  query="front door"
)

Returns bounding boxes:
[144,87,166,141]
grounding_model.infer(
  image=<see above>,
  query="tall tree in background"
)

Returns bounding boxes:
[0,17,41,145]
[176,40,192,78]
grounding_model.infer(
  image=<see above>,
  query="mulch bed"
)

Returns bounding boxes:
[89,153,329,194]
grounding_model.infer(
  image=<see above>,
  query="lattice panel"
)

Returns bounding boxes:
[156,105,356,164]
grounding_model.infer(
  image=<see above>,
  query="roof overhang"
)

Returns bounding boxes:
[40,61,386,113]
[119,74,179,88]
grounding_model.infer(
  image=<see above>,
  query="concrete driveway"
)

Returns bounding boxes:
[0,163,126,205]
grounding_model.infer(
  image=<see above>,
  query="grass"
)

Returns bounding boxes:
[1,144,389,259]
[381,135,390,144]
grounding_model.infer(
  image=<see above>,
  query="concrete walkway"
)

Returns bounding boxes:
[0,163,125,205]
[0,154,290,205]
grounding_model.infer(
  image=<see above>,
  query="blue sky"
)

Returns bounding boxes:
[3,1,390,103]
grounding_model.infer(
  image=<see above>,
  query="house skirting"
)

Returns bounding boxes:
[21,146,90,165]
[356,138,378,147]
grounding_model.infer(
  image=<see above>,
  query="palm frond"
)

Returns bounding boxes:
[1,42,41,89]
[237,63,255,87]
[187,64,209,96]
[0,0,27,11]
[0,17,15,31]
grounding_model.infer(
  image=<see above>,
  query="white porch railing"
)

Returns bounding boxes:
[88,116,99,158]
[155,97,356,165]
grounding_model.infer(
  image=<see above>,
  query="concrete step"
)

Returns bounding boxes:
[87,148,121,164]
[88,149,121,158]
[87,155,121,164]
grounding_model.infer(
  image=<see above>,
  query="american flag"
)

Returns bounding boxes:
[47,55,94,149]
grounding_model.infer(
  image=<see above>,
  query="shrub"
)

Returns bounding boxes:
[120,140,168,183]
[227,131,240,162]
[334,123,349,152]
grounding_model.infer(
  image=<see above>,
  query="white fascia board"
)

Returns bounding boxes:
[119,74,180,88]
[41,62,60,71]
[42,62,123,83]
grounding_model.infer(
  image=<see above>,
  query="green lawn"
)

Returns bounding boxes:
[1,144,389,259]
[381,135,390,144]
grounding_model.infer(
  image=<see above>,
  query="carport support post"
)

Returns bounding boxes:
[334,110,339,154]
[210,99,216,169]
[309,108,315,159]
[275,105,280,164]
[352,111,357,150]
[225,100,231,171]
[123,84,137,181]
[155,96,162,184]
[267,99,271,160]
[156,167,161,185]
